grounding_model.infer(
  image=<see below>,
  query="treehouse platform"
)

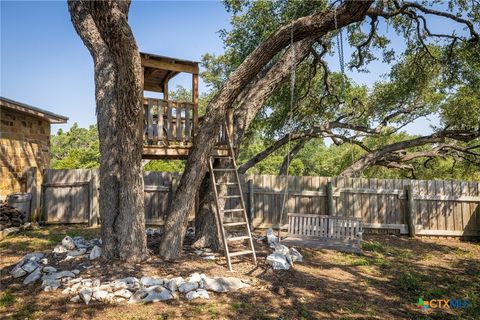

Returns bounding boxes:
[140,52,230,159]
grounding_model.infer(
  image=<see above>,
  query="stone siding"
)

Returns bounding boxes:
[0,107,50,197]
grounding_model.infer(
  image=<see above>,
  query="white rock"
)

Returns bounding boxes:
[289,247,303,263]
[21,260,39,273]
[53,245,68,253]
[128,289,148,303]
[40,258,48,265]
[23,267,42,284]
[200,251,215,257]
[12,252,44,275]
[67,248,86,257]
[63,256,75,262]
[274,244,294,266]
[50,270,76,279]
[1,227,19,238]
[62,287,72,295]
[188,272,203,283]
[112,277,140,290]
[82,280,93,287]
[69,277,82,285]
[92,278,101,287]
[79,288,93,305]
[203,277,250,292]
[178,281,199,293]
[106,293,115,303]
[114,289,132,299]
[201,254,216,260]
[140,276,164,287]
[71,283,81,291]
[266,252,290,270]
[42,278,61,291]
[43,266,57,273]
[93,289,109,301]
[70,295,81,303]
[266,228,278,248]
[185,288,210,301]
[165,277,184,292]
[62,236,76,250]
[274,244,290,255]
[141,287,174,302]
[89,246,101,260]
[61,277,73,283]
[94,284,110,292]
[11,264,27,278]
[23,252,45,262]
[72,269,80,275]
[111,281,128,291]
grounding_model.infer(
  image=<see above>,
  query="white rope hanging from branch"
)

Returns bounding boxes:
[278,18,296,241]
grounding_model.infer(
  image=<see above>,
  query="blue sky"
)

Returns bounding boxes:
[1,1,461,135]
[1,0,230,132]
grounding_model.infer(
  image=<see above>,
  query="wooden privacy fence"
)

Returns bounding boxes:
[41,169,187,226]
[245,175,480,237]
[40,170,480,237]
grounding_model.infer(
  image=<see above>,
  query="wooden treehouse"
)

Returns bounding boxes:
[141,52,256,271]
[140,52,230,159]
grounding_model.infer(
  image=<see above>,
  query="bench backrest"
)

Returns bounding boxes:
[287,213,363,240]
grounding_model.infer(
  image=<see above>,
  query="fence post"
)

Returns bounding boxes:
[25,167,37,222]
[405,184,416,237]
[247,179,254,224]
[326,180,336,216]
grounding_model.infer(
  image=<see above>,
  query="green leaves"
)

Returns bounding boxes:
[50,123,100,169]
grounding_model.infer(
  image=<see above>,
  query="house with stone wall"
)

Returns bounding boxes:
[0,96,68,199]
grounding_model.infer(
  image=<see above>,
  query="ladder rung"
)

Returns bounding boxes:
[221,208,244,213]
[211,156,232,159]
[213,168,236,172]
[216,182,237,185]
[228,250,254,257]
[223,222,248,227]
[219,195,241,199]
[227,236,250,242]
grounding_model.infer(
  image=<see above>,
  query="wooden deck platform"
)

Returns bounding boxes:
[142,145,229,160]
[281,236,362,254]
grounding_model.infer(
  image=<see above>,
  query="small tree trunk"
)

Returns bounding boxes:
[193,159,233,250]
[193,174,222,250]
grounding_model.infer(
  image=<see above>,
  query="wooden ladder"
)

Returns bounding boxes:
[208,124,257,271]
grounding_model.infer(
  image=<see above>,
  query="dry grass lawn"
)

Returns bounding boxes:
[0,225,479,319]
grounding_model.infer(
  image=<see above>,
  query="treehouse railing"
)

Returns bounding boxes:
[143,98,231,148]
[143,98,196,146]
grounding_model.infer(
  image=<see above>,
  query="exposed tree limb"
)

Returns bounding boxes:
[340,130,480,176]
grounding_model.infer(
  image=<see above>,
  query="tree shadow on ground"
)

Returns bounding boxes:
[1,228,479,319]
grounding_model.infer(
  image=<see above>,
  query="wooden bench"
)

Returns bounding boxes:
[281,213,363,253]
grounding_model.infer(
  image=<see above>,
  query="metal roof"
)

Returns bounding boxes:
[0,96,68,124]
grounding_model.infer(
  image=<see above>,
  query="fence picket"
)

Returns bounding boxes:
[41,170,479,236]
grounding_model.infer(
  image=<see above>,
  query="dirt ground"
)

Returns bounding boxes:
[0,226,479,320]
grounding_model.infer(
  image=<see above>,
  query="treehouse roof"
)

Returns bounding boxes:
[140,52,199,93]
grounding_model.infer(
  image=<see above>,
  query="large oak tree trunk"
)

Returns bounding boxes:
[160,1,374,259]
[68,0,147,262]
